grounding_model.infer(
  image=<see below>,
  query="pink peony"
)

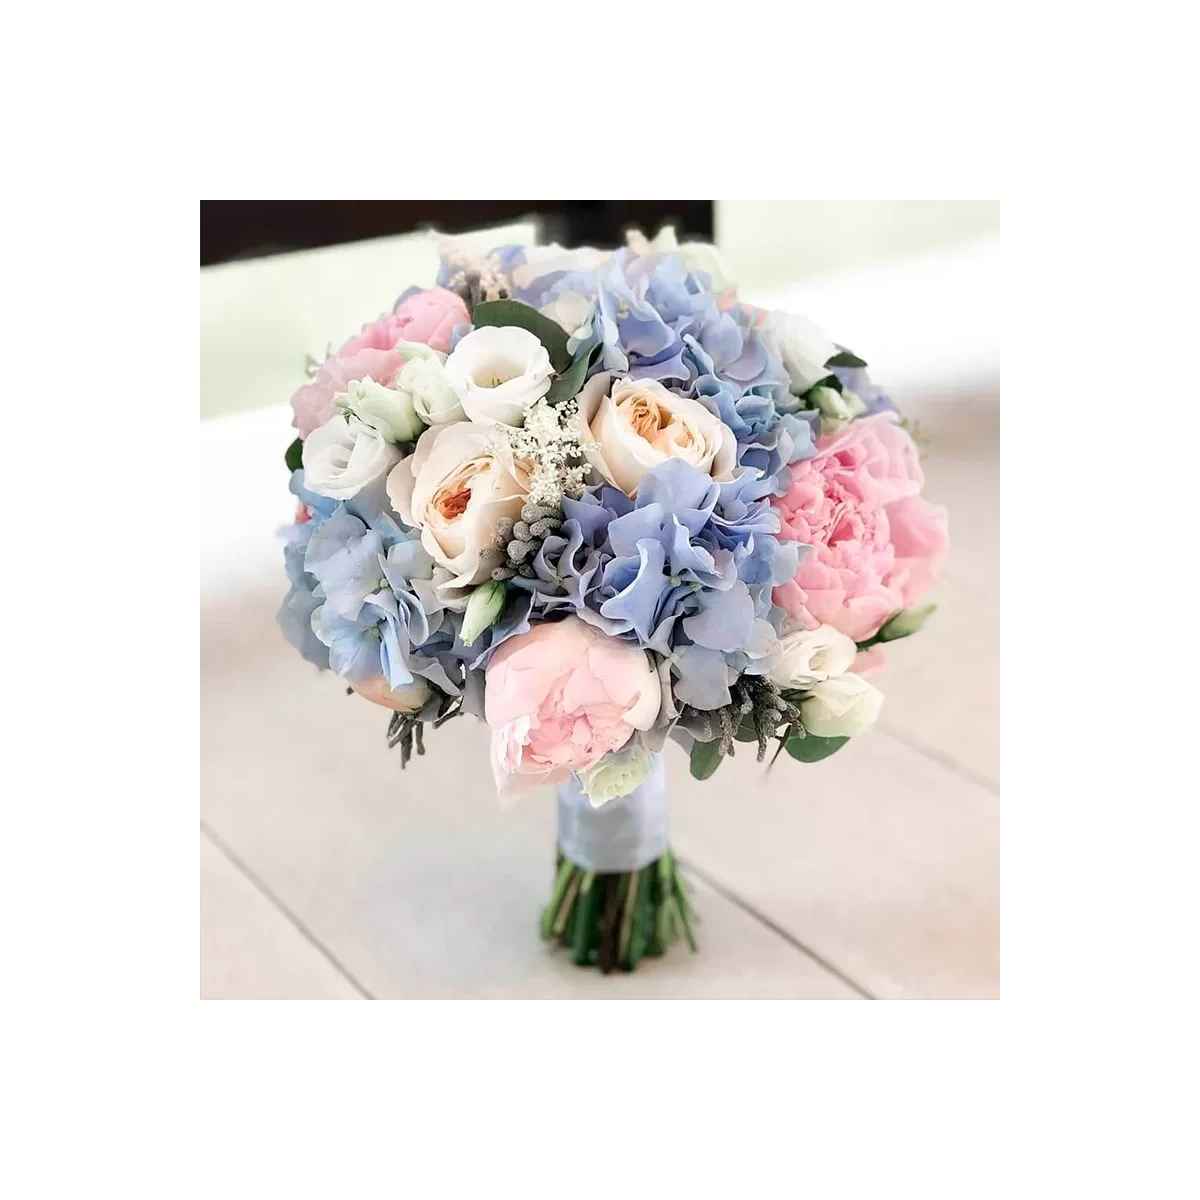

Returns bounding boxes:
[772,413,948,642]
[484,617,661,798]
[289,289,468,439]
[340,287,468,357]
[289,347,404,439]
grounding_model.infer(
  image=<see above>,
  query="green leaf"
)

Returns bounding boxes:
[785,732,849,763]
[544,335,602,405]
[284,436,303,472]
[733,719,759,743]
[472,299,570,371]
[689,737,725,781]
[825,350,867,369]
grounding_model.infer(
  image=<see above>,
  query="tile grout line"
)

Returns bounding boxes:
[875,724,1000,795]
[675,856,875,1000]
[200,821,375,1000]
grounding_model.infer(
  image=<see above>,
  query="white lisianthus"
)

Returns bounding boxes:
[444,326,554,427]
[758,310,839,395]
[334,377,423,443]
[769,624,858,691]
[349,674,431,713]
[390,340,463,425]
[576,743,653,808]
[800,675,884,738]
[302,414,401,501]
[577,372,737,497]
[386,421,528,602]
[540,290,596,348]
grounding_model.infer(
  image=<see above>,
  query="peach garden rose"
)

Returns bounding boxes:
[577,372,737,497]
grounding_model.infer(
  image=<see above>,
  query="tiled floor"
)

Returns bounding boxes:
[200,393,999,1000]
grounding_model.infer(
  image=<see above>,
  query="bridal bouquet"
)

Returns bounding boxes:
[278,229,948,972]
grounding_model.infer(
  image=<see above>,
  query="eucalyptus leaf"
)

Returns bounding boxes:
[472,299,570,371]
[284,436,303,472]
[689,737,724,781]
[544,335,602,405]
[734,719,759,743]
[825,350,868,369]
[785,733,849,763]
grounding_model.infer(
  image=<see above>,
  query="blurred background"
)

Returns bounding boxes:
[200,200,999,999]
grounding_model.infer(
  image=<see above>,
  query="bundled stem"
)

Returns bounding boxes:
[540,851,697,972]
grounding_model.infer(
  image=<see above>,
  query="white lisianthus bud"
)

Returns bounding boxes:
[389,341,463,426]
[877,603,937,642]
[461,579,508,645]
[334,377,423,443]
[302,414,401,500]
[769,624,858,691]
[576,743,653,808]
[800,675,884,738]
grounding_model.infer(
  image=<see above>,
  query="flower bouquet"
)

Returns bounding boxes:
[277,228,948,972]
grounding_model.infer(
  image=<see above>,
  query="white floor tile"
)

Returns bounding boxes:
[200,831,363,1000]
[664,732,999,999]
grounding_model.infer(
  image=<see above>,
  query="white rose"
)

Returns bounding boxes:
[444,325,554,427]
[349,674,431,713]
[333,377,423,443]
[386,421,528,599]
[758,311,839,395]
[577,373,737,497]
[800,675,884,738]
[390,341,463,426]
[302,414,401,501]
[769,624,858,691]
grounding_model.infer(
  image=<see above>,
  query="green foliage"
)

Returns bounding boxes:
[689,737,725,781]
[544,335,603,405]
[825,349,868,369]
[785,732,849,763]
[284,436,303,472]
[472,299,570,371]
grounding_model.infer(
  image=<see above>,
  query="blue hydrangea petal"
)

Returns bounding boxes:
[682,583,756,650]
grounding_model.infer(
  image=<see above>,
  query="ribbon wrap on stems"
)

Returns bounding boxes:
[555,752,669,872]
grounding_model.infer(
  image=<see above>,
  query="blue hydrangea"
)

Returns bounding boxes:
[514,459,809,711]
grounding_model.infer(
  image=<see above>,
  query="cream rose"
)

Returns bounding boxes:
[577,373,737,497]
[386,421,528,599]
[768,624,858,691]
[302,414,401,501]
[444,325,553,427]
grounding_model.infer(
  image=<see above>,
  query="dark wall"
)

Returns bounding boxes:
[200,201,714,267]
